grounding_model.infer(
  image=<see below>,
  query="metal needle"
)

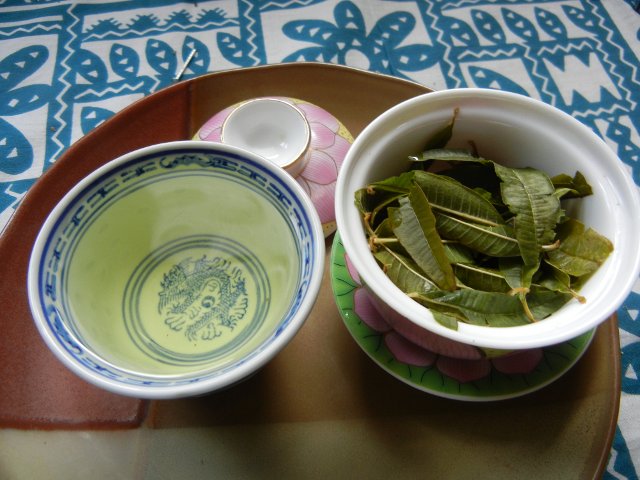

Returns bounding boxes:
[174,48,197,81]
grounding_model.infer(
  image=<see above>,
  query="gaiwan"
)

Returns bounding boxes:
[335,88,640,353]
[27,141,324,399]
[356,108,614,331]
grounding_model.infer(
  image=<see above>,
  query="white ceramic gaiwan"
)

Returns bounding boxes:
[28,141,325,399]
[335,88,640,352]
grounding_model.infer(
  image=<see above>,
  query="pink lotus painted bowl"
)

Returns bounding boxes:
[195,97,353,237]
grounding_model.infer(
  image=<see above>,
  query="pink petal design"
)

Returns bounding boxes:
[374,298,483,360]
[344,253,361,285]
[354,287,392,332]
[309,121,339,150]
[385,331,437,366]
[303,181,335,224]
[321,134,351,170]
[491,348,544,375]
[436,356,492,383]
[196,106,233,140]
[301,149,338,184]
[297,103,340,131]
[295,175,311,196]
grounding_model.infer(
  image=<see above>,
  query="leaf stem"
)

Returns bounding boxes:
[541,239,561,251]
[441,214,519,244]
[519,295,537,323]
[372,237,399,245]
[430,204,500,227]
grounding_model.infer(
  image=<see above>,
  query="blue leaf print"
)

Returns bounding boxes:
[563,5,598,33]
[502,8,539,42]
[334,1,365,32]
[110,43,140,79]
[534,7,568,40]
[369,12,415,48]
[0,84,50,116]
[0,45,48,92]
[0,118,33,176]
[217,33,255,67]
[73,49,108,84]
[283,20,336,43]
[283,46,333,63]
[281,1,434,79]
[182,36,210,76]
[390,45,438,71]
[146,39,177,77]
[618,289,640,336]
[606,427,639,480]
[471,9,506,44]
[437,16,479,47]
[621,341,640,394]
[468,66,529,96]
[81,106,114,134]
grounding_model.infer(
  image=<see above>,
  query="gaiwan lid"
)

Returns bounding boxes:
[194,97,353,237]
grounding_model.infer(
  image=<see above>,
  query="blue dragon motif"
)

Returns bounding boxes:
[158,256,249,342]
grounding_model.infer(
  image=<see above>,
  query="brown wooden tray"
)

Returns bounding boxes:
[0,63,619,479]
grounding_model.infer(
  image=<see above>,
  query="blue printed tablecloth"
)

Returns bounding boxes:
[1,1,638,477]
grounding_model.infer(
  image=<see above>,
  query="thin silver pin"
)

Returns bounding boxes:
[174,48,197,81]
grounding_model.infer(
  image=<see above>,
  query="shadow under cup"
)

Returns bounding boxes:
[31,144,318,391]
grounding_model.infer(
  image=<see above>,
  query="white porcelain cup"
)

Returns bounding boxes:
[222,98,311,177]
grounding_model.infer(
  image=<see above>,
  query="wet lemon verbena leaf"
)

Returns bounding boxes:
[494,164,562,266]
[412,171,503,226]
[551,171,593,199]
[414,289,531,327]
[434,214,521,257]
[391,184,457,291]
[453,263,511,293]
[374,248,439,296]
[499,257,540,321]
[546,218,613,280]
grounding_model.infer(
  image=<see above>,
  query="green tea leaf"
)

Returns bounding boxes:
[369,171,415,192]
[413,170,520,256]
[435,213,521,257]
[441,162,503,200]
[526,287,573,320]
[494,164,562,265]
[431,310,461,331]
[553,188,576,200]
[414,108,459,155]
[545,218,613,278]
[391,184,457,291]
[537,260,586,303]
[410,148,491,164]
[373,217,396,239]
[420,289,530,327]
[453,263,511,292]
[413,171,504,226]
[369,217,405,255]
[499,257,540,320]
[374,248,439,296]
[443,242,476,264]
[356,172,416,228]
[354,188,370,216]
[551,171,593,199]
[499,257,538,291]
